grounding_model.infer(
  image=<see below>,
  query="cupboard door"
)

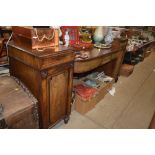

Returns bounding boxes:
[48,69,70,125]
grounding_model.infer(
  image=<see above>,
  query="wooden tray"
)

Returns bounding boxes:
[12,26,59,49]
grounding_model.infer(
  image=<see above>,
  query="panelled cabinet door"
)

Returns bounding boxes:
[48,69,71,125]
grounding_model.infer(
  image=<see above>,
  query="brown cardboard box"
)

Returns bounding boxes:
[75,79,114,114]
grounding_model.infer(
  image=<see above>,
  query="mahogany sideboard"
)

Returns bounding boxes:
[8,42,75,128]
[8,38,127,128]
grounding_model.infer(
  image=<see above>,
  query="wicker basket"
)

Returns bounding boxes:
[120,64,134,77]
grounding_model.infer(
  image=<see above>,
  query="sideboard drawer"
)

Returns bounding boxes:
[100,55,112,65]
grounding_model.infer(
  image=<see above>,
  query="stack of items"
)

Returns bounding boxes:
[120,64,134,77]
[74,72,114,114]
[61,26,93,50]
[126,39,146,63]
[74,84,97,101]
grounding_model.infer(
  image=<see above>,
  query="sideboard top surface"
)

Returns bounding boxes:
[8,41,74,59]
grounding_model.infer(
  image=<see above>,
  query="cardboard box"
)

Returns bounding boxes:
[75,79,114,114]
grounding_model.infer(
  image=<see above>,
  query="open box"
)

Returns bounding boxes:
[74,74,114,114]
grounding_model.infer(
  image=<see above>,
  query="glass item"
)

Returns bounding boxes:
[80,31,92,43]
[104,27,114,44]
[93,26,109,43]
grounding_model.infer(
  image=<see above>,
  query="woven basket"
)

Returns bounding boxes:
[120,64,134,77]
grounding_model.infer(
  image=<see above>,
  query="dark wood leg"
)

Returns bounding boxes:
[0,119,8,129]
[115,76,118,82]
[64,115,70,124]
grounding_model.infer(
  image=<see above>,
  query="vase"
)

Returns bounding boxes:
[93,26,109,43]
[104,27,114,44]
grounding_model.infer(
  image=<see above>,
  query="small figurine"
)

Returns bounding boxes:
[64,31,70,47]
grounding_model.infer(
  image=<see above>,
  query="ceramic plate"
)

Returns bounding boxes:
[94,44,111,49]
